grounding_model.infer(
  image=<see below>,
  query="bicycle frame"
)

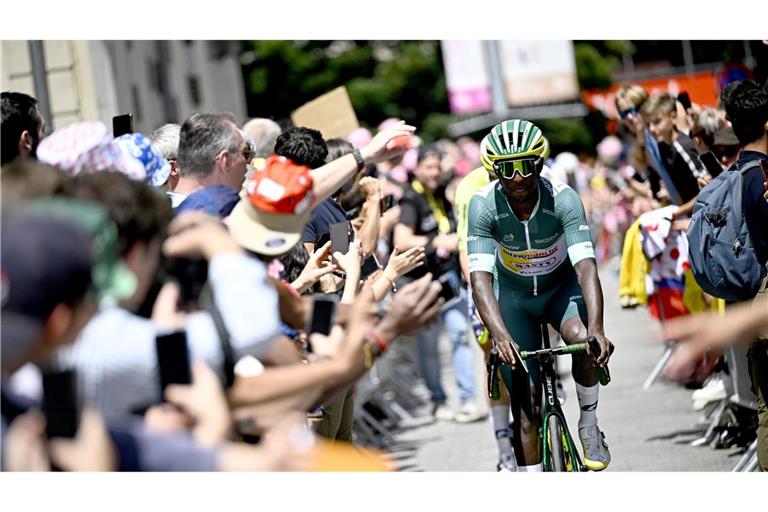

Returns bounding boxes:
[529,325,584,472]
[489,325,598,472]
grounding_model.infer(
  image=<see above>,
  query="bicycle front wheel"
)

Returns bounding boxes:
[546,414,567,472]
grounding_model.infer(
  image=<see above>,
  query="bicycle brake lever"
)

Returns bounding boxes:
[587,336,611,385]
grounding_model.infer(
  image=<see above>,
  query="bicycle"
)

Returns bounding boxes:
[487,325,610,472]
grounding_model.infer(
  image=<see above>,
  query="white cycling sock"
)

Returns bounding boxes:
[490,405,513,457]
[576,383,599,429]
[519,463,542,472]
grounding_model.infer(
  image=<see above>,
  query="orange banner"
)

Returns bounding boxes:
[582,71,721,120]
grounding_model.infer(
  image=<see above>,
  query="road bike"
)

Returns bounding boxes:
[488,326,610,472]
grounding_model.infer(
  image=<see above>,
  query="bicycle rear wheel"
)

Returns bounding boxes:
[546,414,567,472]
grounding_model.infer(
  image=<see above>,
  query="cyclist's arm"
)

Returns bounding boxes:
[466,196,515,364]
[558,187,611,365]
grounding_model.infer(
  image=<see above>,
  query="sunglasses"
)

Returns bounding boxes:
[619,107,639,120]
[493,158,540,180]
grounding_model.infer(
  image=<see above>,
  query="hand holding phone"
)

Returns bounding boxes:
[305,295,339,353]
[156,331,193,395]
[329,222,351,256]
[42,369,81,439]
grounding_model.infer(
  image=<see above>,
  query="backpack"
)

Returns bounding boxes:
[687,159,767,302]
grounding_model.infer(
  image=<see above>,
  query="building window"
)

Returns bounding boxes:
[131,85,142,123]
[187,76,201,107]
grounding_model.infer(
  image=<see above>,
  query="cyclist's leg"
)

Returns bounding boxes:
[497,282,542,466]
[543,272,597,387]
[544,273,611,470]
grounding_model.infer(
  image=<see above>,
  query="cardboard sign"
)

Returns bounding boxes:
[291,86,359,140]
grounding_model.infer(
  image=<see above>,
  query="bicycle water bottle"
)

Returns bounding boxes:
[487,348,501,400]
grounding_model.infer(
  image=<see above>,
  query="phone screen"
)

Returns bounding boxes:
[307,295,337,337]
[42,369,80,439]
[112,113,134,137]
[330,222,350,255]
[156,331,193,393]
[699,151,722,179]
[360,254,381,279]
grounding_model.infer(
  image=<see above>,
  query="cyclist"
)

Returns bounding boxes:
[454,148,517,471]
[468,119,615,471]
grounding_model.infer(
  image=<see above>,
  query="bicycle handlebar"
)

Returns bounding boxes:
[488,336,610,394]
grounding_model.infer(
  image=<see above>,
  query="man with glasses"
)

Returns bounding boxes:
[467,119,615,472]
[170,112,252,211]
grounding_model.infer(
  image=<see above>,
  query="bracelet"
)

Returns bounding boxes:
[362,341,375,369]
[352,148,365,172]
[368,330,389,353]
[382,273,398,293]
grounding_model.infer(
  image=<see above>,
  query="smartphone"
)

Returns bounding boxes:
[330,222,350,255]
[42,369,80,439]
[305,295,339,353]
[438,271,461,304]
[677,92,692,111]
[360,254,381,279]
[380,195,395,213]
[760,159,768,189]
[112,113,134,137]
[156,331,193,394]
[699,151,723,179]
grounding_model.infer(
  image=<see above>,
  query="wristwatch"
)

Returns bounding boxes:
[352,148,365,172]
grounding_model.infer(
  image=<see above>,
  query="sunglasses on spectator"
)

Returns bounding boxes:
[493,158,540,180]
[619,107,639,120]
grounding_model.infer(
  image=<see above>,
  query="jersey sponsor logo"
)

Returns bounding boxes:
[534,233,559,244]
[503,233,514,242]
[495,213,509,220]
[541,208,556,216]
[496,236,567,276]
[578,225,590,231]
[466,235,478,242]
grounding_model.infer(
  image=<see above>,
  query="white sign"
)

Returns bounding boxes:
[441,40,491,115]
[499,41,579,106]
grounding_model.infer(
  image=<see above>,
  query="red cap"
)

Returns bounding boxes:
[243,155,314,215]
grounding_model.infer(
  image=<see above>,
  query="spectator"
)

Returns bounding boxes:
[51,172,286,420]
[114,132,173,187]
[276,127,381,259]
[243,118,281,165]
[172,113,250,210]
[1,91,45,166]
[148,123,182,191]
[35,121,146,181]
[394,144,482,422]
[641,92,708,217]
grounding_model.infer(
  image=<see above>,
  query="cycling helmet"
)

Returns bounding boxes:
[480,119,550,178]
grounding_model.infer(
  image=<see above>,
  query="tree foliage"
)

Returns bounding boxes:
[241,40,628,150]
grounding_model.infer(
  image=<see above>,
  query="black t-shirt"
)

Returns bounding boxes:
[737,151,768,266]
[656,131,703,204]
[302,197,351,248]
[398,184,458,280]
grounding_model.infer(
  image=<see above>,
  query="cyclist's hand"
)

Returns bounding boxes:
[588,333,614,367]
[496,338,522,369]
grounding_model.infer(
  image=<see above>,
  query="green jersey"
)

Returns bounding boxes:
[467,175,595,295]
